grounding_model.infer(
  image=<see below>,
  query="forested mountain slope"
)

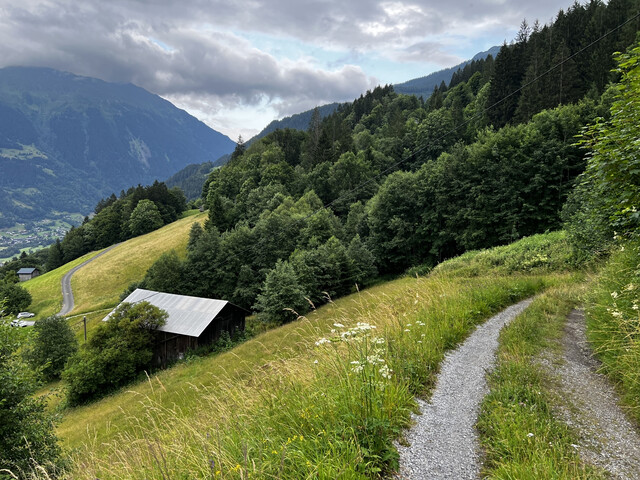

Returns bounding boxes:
[0,67,235,227]
[137,0,639,322]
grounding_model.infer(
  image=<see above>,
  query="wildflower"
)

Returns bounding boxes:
[314,359,318,364]
[379,364,392,379]
[612,310,623,319]
[632,303,639,311]
[625,283,635,291]
[315,338,330,346]
[333,322,345,328]
[527,433,534,438]
[404,329,410,332]
[611,291,619,299]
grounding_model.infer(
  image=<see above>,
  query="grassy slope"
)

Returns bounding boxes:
[585,240,640,423]
[69,212,206,315]
[53,232,584,479]
[23,251,102,318]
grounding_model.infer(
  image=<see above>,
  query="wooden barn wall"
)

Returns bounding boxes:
[152,304,247,367]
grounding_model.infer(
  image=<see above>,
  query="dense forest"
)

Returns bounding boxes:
[133,0,640,322]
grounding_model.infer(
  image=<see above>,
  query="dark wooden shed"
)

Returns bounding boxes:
[17,267,40,282]
[104,288,248,367]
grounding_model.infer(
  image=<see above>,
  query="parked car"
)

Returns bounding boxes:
[10,319,29,327]
[17,312,35,319]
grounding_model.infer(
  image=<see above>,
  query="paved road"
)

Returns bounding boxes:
[58,244,120,316]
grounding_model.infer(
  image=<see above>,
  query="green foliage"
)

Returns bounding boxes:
[572,38,640,242]
[432,231,576,277]
[585,239,640,423]
[0,314,63,478]
[0,282,32,315]
[63,301,167,406]
[253,259,308,324]
[128,199,164,236]
[24,315,77,381]
[142,250,185,294]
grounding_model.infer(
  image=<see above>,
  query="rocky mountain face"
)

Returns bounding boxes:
[0,67,235,227]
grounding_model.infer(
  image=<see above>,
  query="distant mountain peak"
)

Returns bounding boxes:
[0,66,235,228]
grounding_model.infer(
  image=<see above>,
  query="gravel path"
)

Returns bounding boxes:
[554,310,640,479]
[58,244,120,316]
[395,298,533,479]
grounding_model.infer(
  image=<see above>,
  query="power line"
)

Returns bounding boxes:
[187,10,640,274]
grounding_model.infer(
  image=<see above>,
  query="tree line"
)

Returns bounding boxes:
[136,0,640,324]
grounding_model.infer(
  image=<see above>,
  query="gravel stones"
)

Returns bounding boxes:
[395,299,533,480]
[554,310,640,479]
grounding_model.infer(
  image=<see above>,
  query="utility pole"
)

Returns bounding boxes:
[83,316,87,342]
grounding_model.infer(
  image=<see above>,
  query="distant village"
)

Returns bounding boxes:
[0,223,71,264]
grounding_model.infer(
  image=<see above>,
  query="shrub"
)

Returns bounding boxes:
[63,301,167,406]
[0,314,64,477]
[0,283,32,316]
[24,315,78,381]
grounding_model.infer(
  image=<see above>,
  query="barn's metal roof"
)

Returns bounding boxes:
[17,267,37,274]
[103,288,229,338]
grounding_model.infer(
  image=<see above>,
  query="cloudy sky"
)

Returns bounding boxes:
[0,0,575,140]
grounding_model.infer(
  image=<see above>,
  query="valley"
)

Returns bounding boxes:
[1,1,640,478]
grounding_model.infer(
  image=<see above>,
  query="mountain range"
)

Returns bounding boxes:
[393,46,501,98]
[0,67,235,228]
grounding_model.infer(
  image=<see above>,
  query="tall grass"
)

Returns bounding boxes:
[22,251,102,318]
[585,239,640,422]
[432,231,576,277]
[477,281,605,478]
[70,213,206,315]
[55,273,555,479]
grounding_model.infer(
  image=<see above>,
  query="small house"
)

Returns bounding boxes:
[17,267,40,282]
[103,288,248,366]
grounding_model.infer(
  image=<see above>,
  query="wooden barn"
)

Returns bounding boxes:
[17,267,40,282]
[104,288,248,366]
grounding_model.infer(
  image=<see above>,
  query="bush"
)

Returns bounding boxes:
[63,301,167,406]
[0,283,32,315]
[0,315,64,477]
[24,315,78,381]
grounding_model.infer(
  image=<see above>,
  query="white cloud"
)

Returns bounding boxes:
[0,0,576,137]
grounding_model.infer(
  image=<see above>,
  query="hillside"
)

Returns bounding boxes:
[0,67,235,228]
[23,211,207,318]
[248,102,340,144]
[393,46,500,98]
[53,232,572,478]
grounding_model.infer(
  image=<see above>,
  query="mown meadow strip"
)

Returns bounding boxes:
[477,280,606,479]
[58,273,556,479]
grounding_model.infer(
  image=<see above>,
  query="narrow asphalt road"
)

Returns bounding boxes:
[58,244,120,316]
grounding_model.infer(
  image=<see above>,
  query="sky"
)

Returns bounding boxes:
[0,0,577,140]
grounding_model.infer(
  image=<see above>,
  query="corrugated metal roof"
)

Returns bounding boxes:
[103,288,229,338]
[17,268,37,274]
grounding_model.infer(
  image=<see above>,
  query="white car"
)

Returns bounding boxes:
[16,312,35,319]
[10,319,29,327]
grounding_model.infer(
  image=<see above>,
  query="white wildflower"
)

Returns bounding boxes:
[612,310,623,319]
[379,364,392,379]
[333,323,345,328]
[315,338,330,346]
[611,291,619,299]
[527,433,534,438]
[632,303,639,311]
[404,329,410,332]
